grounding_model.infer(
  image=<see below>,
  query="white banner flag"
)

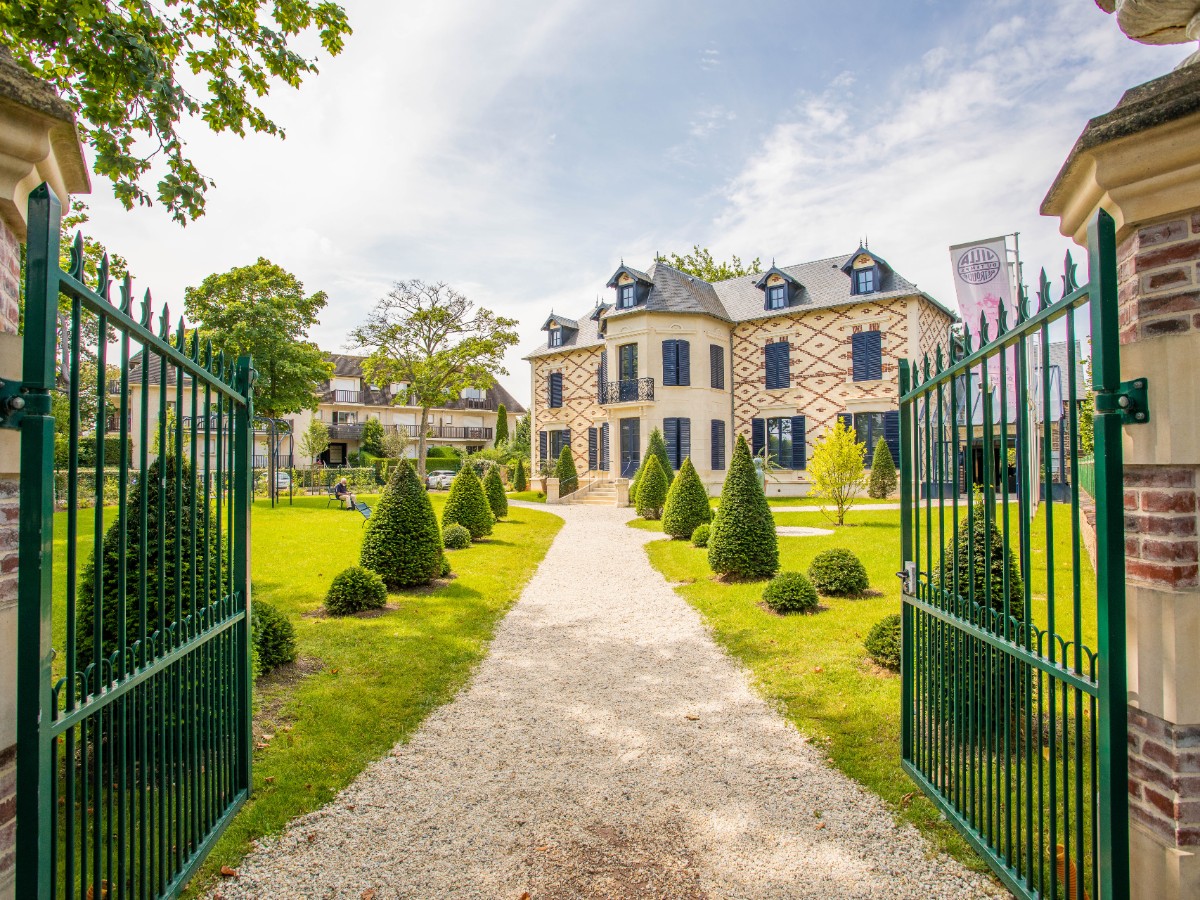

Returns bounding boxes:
[949,236,1018,419]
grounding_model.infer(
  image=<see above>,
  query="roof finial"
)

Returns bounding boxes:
[865,235,869,250]
[771,256,776,268]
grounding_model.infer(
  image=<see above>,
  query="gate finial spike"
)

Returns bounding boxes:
[997,300,1008,335]
[119,274,133,315]
[923,352,931,380]
[69,232,85,282]
[159,303,170,339]
[961,320,973,353]
[98,253,111,302]
[176,316,186,351]
[1017,283,1029,323]
[935,344,945,373]
[189,328,199,361]
[1037,268,1051,311]
[204,338,213,370]
[978,310,990,344]
[141,288,152,328]
[1062,250,1079,294]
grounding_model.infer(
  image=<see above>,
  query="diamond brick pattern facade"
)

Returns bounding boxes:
[531,346,605,475]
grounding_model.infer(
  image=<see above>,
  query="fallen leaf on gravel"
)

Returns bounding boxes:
[535,846,550,852]
[219,866,238,878]
[685,714,699,721]
[361,890,376,900]
[519,893,530,899]
[307,834,316,843]
[347,804,356,811]
[815,822,826,830]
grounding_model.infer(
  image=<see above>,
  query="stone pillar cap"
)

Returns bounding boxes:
[0,47,90,238]
[1041,65,1200,244]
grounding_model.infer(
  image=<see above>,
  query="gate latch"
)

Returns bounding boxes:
[896,561,916,596]
[0,378,26,430]
[1096,377,1149,425]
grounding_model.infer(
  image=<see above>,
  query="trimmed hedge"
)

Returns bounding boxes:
[629,427,674,505]
[554,443,578,496]
[708,435,778,579]
[360,460,445,587]
[865,614,901,671]
[442,523,471,549]
[635,454,668,519]
[442,464,494,539]
[868,438,897,499]
[933,496,1024,619]
[691,523,711,547]
[807,548,870,596]
[325,566,387,616]
[513,457,527,492]
[762,571,819,614]
[484,465,508,519]
[253,600,297,673]
[55,435,133,469]
[662,457,712,539]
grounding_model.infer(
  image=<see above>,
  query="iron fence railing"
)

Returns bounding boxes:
[1077,454,1095,499]
[329,389,361,403]
[898,210,1128,900]
[598,377,654,404]
[10,184,254,900]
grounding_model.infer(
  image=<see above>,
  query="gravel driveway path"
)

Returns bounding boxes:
[213,503,1002,900]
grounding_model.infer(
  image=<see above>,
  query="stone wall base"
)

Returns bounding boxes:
[1132,819,1200,900]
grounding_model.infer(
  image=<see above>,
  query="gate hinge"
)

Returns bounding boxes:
[1096,377,1149,425]
[0,378,27,430]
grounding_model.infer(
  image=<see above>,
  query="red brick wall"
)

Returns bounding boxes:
[1129,707,1200,848]
[1117,215,1200,345]
[1123,465,1199,590]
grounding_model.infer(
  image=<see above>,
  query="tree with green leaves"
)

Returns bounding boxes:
[1,3,351,223]
[554,443,579,496]
[708,435,778,580]
[494,403,509,447]
[350,280,520,479]
[442,465,494,540]
[867,438,897,499]
[809,420,867,526]
[299,418,330,468]
[654,246,762,282]
[629,427,673,504]
[484,465,508,520]
[510,412,531,461]
[635,455,668,520]
[361,417,385,457]
[361,460,444,588]
[513,457,527,492]
[381,428,412,460]
[662,457,712,539]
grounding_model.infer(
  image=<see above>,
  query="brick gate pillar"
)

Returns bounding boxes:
[1043,65,1200,899]
[0,49,89,899]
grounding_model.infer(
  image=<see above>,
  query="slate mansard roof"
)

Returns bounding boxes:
[526,253,955,359]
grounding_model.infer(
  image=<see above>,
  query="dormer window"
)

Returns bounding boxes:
[754,267,799,311]
[767,284,787,310]
[842,248,889,296]
[856,268,875,294]
[619,284,635,309]
[549,327,563,347]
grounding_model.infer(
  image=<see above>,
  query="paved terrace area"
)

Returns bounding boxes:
[214,503,1001,899]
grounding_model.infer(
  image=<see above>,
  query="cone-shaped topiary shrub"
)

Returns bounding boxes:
[554,443,578,496]
[868,438,897,499]
[513,457,527,492]
[484,465,508,519]
[662,457,713,539]
[865,614,901,671]
[442,464,494,540]
[252,600,297,672]
[932,495,1024,619]
[442,523,471,549]
[762,571,819,614]
[807,548,870,596]
[325,566,387,616]
[361,460,445,587]
[629,427,673,505]
[691,523,711,547]
[636,454,668,519]
[77,455,218,665]
[708,434,778,579]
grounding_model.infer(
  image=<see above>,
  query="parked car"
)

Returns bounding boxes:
[274,471,291,490]
[426,470,456,490]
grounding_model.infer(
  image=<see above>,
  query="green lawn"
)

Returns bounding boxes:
[48,493,563,897]
[633,500,1091,876]
[506,490,546,503]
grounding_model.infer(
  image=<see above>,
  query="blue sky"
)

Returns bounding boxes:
[80,0,1191,406]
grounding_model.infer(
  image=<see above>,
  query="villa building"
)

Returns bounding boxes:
[119,352,524,468]
[525,247,957,496]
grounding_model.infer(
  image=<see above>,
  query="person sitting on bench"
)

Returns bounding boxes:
[334,477,356,510]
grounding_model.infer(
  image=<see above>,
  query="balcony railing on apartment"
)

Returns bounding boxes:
[326,423,493,441]
[329,389,362,403]
[598,377,655,404]
[254,454,294,468]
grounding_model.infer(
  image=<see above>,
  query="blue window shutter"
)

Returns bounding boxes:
[765,342,782,390]
[781,340,791,387]
[837,412,853,432]
[549,372,563,407]
[711,420,726,470]
[852,332,868,382]
[565,428,571,453]
[679,417,691,464]
[664,417,679,468]
[883,410,900,468]
[662,340,677,386]
[710,344,724,389]
[588,427,598,470]
[751,418,765,457]
[539,430,547,462]
[600,422,611,470]
[867,330,882,380]
[678,340,690,386]
[791,415,806,470]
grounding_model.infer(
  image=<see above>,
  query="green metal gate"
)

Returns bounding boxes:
[899,210,1134,899]
[7,184,255,899]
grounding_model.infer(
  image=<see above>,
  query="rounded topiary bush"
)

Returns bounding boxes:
[361,460,445,588]
[762,571,819,614]
[635,454,668,519]
[807,548,870,596]
[440,554,452,577]
[484,465,508,520]
[442,464,494,539]
[325,565,387,616]
[691,523,711,547]
[662,457,713,539]
[865,614,901,671]
[868,438,897,499]
[443,523,471,549]
[252,600,297,673]
[708,435,778,580]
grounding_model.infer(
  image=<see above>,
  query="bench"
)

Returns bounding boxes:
[354,501,371,526]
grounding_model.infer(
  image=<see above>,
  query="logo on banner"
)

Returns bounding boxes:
[956,247,1002,285]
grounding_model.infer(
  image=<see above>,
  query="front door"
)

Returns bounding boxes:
[619,417,640,478]
[619,343,638,401]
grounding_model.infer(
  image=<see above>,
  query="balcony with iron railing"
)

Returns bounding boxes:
[325,422,493,442]
[328,389,362,404]
[598,377,655,404]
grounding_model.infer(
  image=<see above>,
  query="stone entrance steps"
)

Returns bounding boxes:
[570,483,619,506]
